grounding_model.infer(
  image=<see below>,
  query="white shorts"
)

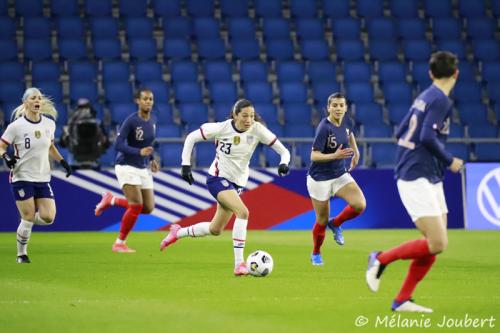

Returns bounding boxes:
[307,173,355,201]
[397,178,448,222]
[115,164,154,189]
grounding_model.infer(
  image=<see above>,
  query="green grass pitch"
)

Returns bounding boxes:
[1,230,499,333]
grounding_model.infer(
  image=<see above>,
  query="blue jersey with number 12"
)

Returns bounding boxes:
[395,84,454,183]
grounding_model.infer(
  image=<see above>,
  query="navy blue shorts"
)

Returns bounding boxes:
[11,181,54,201]
[206,175,243,200]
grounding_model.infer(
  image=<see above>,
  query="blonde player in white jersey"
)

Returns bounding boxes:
[0,88,72,264]
[160,99,291,275]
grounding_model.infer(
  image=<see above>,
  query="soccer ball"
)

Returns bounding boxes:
[246,250,273,277]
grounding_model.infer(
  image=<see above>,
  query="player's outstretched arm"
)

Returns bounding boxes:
[49,143,72,177]
[269,139,290,176]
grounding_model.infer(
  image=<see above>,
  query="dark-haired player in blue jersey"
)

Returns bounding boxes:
[308,92,366,266]
[94,88,160,253]
[366,51,464,313]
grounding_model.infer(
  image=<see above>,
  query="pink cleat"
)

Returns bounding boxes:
[160,224,181,251]
[95,192,114,216]
[112,242,136,253]
[234,262,249,276]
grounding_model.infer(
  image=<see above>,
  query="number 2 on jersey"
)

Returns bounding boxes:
[220,142,232,154]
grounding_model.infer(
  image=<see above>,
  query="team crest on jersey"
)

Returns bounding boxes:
[34,130,41,139]
[18,189,25,198]
[233,136,240,145]
[221,179,229,187]
[247,135,254,144]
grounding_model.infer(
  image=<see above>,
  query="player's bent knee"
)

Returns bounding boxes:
[209,226,223,236]
[141,206,154,214]
[352,200,366,212]
[428,238,448,254]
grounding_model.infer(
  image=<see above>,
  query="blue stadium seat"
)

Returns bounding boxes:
[254,0,282,18]
[0,82,24,103]
[356,0,384,18]
[69,82,98,104]
[178,103,209,124]
[283,103,312,124]
[54,103,68,126]
[254,103,279,124]
[493,0,500,17]
[263,145,282,166]
[266,39,294,61]
[36,81,63,103]
[24,39,52,62]
[276,61,305,83]
[24,18,51,39]
[432,18,462,41]
[227,18,256,39]
[212,102,233,121]
[102,61,130,83]
[0,17,16,39]
[331,18,360,40]
[423,0,452,18]
[170,60,198,83]
[135,61,163,84]
[154,103,174,125]
[446,143,469,161]
[56,17,85,39]
[174,83,203,103]
[204,61,232,83]
[487,82,500,104]
[467,19,495,39]
[295,142,312,167]
[453,82,483,104]
[85,0,112,17]
[321,0,350,19]
[152,0,181,18]
[378,62,406,83]
[448,123,465,138]
[50,0,78,17]
[495,103,500,122]
[311,82,341,104]
[468,124,498,138]
[68,62,98,82]
[90,18,119,39]
[336,40,365,62]
[197,38,226,60]
[397,19,427,40]
[239,61,268,83]
[456,61,476,82]
[129,38,157,61]
[195,142,216,167]
[125,18,154,39]
[193,18,220,39]
[163,17,192,39]
[186,0,214,17]
[58,39,88,61]
[474,143,500,161]
[157,124,182,138]
[119,0,147,17]
[290,0,317,18]
[160,143,183,167]
[220,0,249,17]
[354,103,385,125]
[403,40,432,62]
[367,18,397,40]
[231,38,261,60]
[105,82,134,104]
[15,0,43,17]
[99,146,116,166]
[370,143,397,167]
[383,83,413,105]
[279,82,308,104]
[411,61,432,88]
[267,123,284,137]
[301,40,329,61]
[295,19,324,40]
[209,82,238,103]
[243,82,273,103]
[458,103,490,126]
[387,103,410,125]
[363,123,393,137]
[145,81,170,103]
[284,124,314,137]
[345,83,374,104]
[110,103,136,124]
[308,61,337,84]
[0,63,24,82]
[458,0,485,18]
[369,41,399,62]
[436,40,467,60]
[93,38,122,60]
[390,0,419,18]
[343,62,371,83]
[163,39,192,60]
[262,18,291,39]
[472,39,500,62]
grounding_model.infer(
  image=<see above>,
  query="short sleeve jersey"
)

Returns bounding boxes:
[200,120,277,187]
[1,115,55,183]
[308,117,354,181]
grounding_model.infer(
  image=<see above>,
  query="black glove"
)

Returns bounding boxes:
[60,159,72,177]
[181,165,194,185]
[2,152,19,169]
[278,163,289,177]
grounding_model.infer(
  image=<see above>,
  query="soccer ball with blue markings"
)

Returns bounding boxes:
[246,250,273,277]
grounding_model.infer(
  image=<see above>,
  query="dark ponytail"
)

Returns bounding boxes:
[228,98,263,123]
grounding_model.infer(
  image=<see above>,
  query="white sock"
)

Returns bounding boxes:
[17,219,33,256]
[33,212,53,226]
[177,222,211,239]
[115,238,125,244]
[232,218,248,266]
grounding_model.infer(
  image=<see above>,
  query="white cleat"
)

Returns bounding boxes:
[366,251,383,292]
[392,299,433,313]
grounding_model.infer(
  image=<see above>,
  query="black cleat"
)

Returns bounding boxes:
[16,255,30,264]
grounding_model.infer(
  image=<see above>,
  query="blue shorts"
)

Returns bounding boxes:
[206,175,243,200]
[11,181,54,201]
